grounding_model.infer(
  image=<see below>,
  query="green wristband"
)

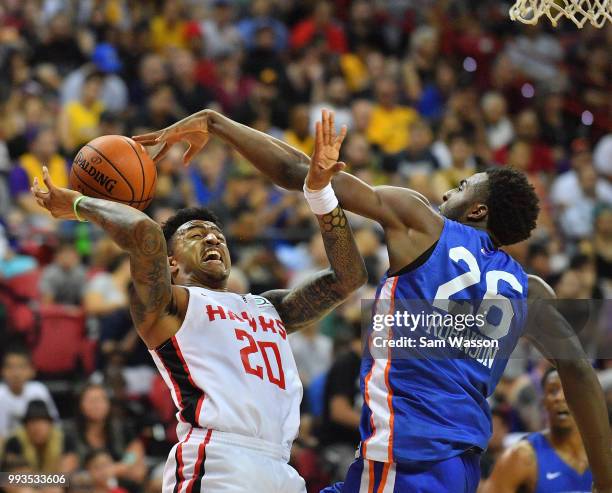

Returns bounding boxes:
[73,195,88,222]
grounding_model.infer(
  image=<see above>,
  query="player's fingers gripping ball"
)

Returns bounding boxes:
[69,135,157,211]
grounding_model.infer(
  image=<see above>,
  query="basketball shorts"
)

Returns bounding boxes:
[163,425,306,493]
[320,449,481,493]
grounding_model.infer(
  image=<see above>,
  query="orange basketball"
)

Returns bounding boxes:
[69,135,157,211]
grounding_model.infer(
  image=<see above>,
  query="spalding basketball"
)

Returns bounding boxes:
[69,135,157,211]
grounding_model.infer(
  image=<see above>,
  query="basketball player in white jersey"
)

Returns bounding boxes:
[31,115,367,492]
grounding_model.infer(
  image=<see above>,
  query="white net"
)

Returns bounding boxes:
[509,0,612,28]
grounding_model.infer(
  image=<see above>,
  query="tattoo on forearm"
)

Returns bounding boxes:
[269,205,366,331]
[320,207,347,231]
[79,197,172,328]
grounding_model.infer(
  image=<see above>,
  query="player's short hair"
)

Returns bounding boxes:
[485,167,539,246]
[540,366,558,389]
[162,207,222,253]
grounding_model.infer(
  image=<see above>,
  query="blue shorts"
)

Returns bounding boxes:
[320,450,481,493]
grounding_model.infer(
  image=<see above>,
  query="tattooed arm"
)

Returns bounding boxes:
[31,167,179,347]
[263,205,366,332]
[261,114,367,332]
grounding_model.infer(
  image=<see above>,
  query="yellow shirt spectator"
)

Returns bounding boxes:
[20,153,68,190]
[284,131,314,157]
[60,100,104,152]
[150,16,188,54]
[366,105,419,155]
[340,53,368,93]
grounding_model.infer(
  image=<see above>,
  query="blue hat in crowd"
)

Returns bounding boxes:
[91,43,122,73]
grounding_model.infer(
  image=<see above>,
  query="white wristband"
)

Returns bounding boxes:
[303,183,339,215]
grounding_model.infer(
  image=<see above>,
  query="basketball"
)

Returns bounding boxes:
[69,135,157,211]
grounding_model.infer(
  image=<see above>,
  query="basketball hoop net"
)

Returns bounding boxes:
[510,0,612,28]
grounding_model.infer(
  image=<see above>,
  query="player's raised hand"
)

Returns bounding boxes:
[31,166,81,219]
[132,111,210,165]
[306,109,348,191]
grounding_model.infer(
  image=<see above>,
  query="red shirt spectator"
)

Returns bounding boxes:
[290,1,347,53]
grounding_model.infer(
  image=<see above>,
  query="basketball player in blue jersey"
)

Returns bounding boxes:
[481,367,592,493]
[135,109,612,493]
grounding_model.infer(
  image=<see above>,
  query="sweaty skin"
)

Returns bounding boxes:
[133,109,612,492]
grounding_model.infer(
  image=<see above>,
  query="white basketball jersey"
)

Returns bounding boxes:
[149,286,303,454]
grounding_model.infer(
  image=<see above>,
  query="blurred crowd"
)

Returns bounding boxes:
[0,0,611,491]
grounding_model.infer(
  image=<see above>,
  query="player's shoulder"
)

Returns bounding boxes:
[503,437,537,467]
[527,275,556,300]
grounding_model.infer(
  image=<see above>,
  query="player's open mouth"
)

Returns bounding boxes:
[202,249,224,265]
[556,410,570,419]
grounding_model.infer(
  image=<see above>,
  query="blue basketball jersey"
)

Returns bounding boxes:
[360,219,529,464]
[526,432,592,493]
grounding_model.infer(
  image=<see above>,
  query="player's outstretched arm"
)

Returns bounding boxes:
[479,441,536,493]
[133,110,441,235]
[524,275,612,493]
[31,167,174,346]
[261,116,367,332]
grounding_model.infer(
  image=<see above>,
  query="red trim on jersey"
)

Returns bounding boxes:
[156,336,206,426]
[174,428,193,493]
[156,348,186,423]
[171,337,201,391]
[185,429,213,493]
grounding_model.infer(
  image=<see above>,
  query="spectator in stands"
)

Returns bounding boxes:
[84,449,129,493]
[284,104,314,156]
[31,12,86,75]
[64,384,146,488]
[494,109,554,173]
[289,322,333,389]
[83,254,149,369]
[525,242,552,281]
[1,400,78,473]
[169,49,214,115]
[237,0,289,53]
[129,54,169,107]
[482,91,514,152]
[0,346,59,441]
[593,206,612,295]
[341,133,375,174]
[397,120,440,182]
[60,43,128,114]
[39,241,86,306]
[133,83,183,133]
[505,24,563,83]
[538,89,574,160]
[318,322,362,482]
[366,77,419,158]
[345,0,389,53]
[290,1,347,54]
[310,76,353,134]
[10,126,67,214]
[149,0,188,55]
[200,0,241,59]
[431,133,476,202]
[188,142,228,207]
[58,71,104,154]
